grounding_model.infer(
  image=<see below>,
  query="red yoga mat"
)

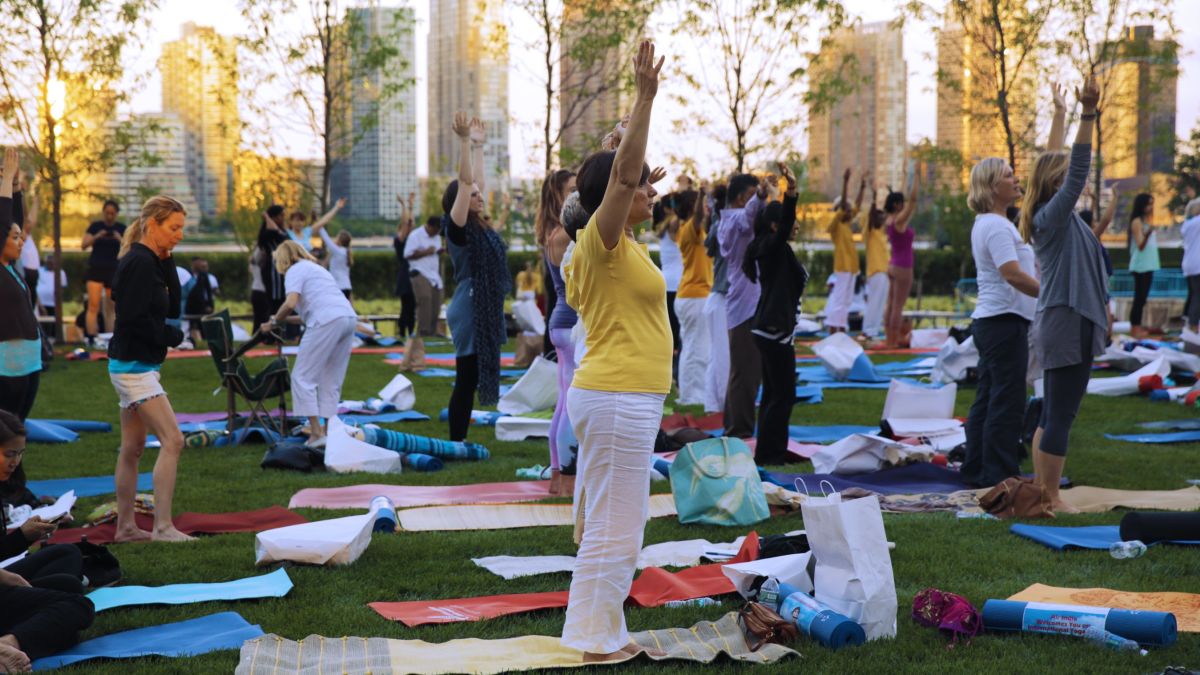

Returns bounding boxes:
[289,481,553,510]
[660,412,724,433]
[48,506,308,545]
[369,532,760,627]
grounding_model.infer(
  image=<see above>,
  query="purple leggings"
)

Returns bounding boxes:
[549,328,578,473]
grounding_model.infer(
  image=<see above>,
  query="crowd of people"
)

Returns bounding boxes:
[5,34,1200,667]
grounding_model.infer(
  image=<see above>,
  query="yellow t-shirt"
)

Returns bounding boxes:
[829,209,860,274]
[865,220,890,277]
[676,221,713,299]
[516,267,542,295]
[564,215,673,394]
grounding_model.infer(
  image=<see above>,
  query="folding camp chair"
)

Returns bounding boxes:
[201,309,290,441]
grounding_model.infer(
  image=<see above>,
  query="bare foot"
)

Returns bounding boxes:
[113,526,152,543]
[152,526,196,542]
[549,469,563,496]
[561,474,576,497]
[1050,499,1080,514]
[582,646,637,664]
[0,640,32,672]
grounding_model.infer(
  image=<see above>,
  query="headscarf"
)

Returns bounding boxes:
[465,220,510,406]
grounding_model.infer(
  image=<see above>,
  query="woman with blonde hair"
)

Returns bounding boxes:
[108,195,191,542]
[962,156,1039,488]
[1018,77,1103,513]
[260,240,357,448]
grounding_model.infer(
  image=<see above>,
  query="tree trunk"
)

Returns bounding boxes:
[1093,114,1104,214]
[543,0,554,174]
[51,175,63,342]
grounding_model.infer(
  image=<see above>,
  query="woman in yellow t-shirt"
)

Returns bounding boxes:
[826,168,864,332]
[558,41,670,662]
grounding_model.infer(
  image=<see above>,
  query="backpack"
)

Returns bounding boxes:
[912,588,981,647]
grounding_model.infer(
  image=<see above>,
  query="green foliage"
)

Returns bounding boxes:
[1170,123,1200,213]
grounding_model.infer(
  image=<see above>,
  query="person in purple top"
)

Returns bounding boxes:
[717,172,767,439]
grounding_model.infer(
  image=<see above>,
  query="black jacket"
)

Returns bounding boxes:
[107,243,184,364]
[750,194,807,338]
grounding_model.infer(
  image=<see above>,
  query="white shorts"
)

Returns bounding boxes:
[110,370,165,410]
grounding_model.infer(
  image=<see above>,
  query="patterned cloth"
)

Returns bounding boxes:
[466,222,510,406]
[362,426,490,461]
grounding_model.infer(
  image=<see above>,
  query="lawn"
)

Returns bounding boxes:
[20,339,1200,674]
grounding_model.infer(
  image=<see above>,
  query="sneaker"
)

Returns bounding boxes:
[305,436,327,450]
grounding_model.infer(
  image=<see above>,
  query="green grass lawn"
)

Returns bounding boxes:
[20,341,1200,673]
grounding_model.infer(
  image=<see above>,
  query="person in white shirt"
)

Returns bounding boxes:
[261,240,358,448]
[398,215,444,371]
[35,255,65,315]
[312,198,351,298]
[962,157,1040,488]
[1181,200,1200,332]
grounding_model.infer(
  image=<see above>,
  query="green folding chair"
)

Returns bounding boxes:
[200,309,290,440]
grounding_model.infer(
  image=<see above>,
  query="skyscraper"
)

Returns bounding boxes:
[558,1,629,168]
[428,0,509,189]
[331,6,418,220]
[1100,25,1177,181]
[105,113,201,228]
[806,21,907,200]
[935,3,1038,187]
[160,23,239,219]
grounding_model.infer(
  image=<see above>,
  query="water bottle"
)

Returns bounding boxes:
[1083,626,1146,655]
[758,577,782,611]
[664,597,718,608]
[370,495,397,533]
[1109,540,1147,560]
[956,511,998,520]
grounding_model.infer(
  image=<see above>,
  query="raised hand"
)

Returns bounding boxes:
[1078,76,1100,113]
[1052,82,1066,111]
[601,114,630,150]
[633,40,665,102]
[469,117,486,144]
[452,111,470,139]
[408,192,415,209]
[842,167,852,183]
[334,197,346,210]
[1,148,17,182]
[648,166,667,185]
[778,161,796,192]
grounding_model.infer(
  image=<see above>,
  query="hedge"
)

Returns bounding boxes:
[44,244,1183,303]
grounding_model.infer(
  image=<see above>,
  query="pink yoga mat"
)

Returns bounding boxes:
[289,481,554,510]
[369,533,759,626]
[48,506,308,545]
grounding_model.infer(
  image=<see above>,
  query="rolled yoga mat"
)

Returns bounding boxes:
[981,599,1177,646]
[1119,512,1200,544]
[361,426,489,461]
[1010,524,1200,551]
[777,584,865,649]
[437,409,509,426]
[26,472,152,499]
[87,568,293,612]
[787,425,877,443]
[24,420,79,443]
[31,611,264,670]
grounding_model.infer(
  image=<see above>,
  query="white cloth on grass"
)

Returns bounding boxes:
[291,316,356,418]
[284,260,355,327]
[674,296,711,406]
[473,537,745,580]
[825,271,854,329]
[703,292,729,414]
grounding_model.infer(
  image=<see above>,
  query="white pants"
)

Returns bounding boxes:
[673,296,710,406]
[863,272,889,337]
[291,316,357,419]
[825,271,854,329]
[562,387,665,654]
[702,292,729,414]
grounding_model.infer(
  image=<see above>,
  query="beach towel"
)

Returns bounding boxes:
[48,506,308,545]
[32,612,264,670]
[87,569,294,612]
[472,537,746,580]
[288,481,552,510]
[1049,486,1200,513]
[395,494,677,532]
[234,612,796,675]
[1007,584,1200,632]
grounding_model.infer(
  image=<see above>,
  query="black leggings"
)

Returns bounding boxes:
[448,354,479,442]
[1185,275,1200,327]
[0,370,40,421]
[397,291,416,338]
[1039,322,1094,457]
[6,545,84,594]
[1130,271,1153,326]
[0,585,94,660]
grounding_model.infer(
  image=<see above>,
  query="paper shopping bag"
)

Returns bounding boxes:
[801,491,897,640]
[812,333,864,380]
[378,374,416,411]
[498,356,558,415]
[882,380,957,420]
[931,336,978,384]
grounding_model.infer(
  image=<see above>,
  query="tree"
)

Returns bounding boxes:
[670,0,851,173]
[1052,0,1177,212]
[1169,123,1200,213]
[0,0,156,339]
[937,0,1053,175]
[239,0,413,211]
[512,0,652,172]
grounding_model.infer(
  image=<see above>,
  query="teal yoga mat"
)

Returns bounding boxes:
[28,419,112,433]
[87,568,293,612]
[31,611,264,670]
[26,473,153,498]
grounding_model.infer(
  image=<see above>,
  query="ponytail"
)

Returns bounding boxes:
[117,195,187,258]
[118,218,146,258]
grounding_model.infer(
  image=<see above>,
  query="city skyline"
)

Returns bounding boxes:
[115,1,1200,182]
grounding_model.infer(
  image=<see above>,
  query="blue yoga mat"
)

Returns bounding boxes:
[764,463,973,496]
[26,472,153,498]
[415,368,459,378]
[1139,419,1200,431]
[794,386,824,404]
[982,599,1177,647]
[28,419,112,433]
[787,425,876,443]
[339,410,430,424]
[437,409,508,425]
[24,420,79,444]
[87,568,293,612]
[32,611,264,670]
[1105,430,1200,444]
[1010,524,1200,551]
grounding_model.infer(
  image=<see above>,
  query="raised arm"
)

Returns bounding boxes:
[312,198,345,232]
[0,148,15,201]
[1042,77,1099,225]
[689,188,709,236]
[449,112,473,227]
[1047,83,1067,151]
[593,41,664,250]
[840,168,852,209]
[896,164,922,231]
[854,172,868,212]
[1093,190,1118,238]
[396,193,414,239]
[470,117,487,203]
[771,163,798,247]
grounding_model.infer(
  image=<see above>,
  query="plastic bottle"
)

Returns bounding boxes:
[1109,540,1147,560]
[758,578,782,611]
[664,597,718,608]
[956,511,998,520]
[370,495,397,533]
[1083,626,1147,655]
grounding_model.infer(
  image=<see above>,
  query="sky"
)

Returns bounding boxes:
[131,0,1200,180]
